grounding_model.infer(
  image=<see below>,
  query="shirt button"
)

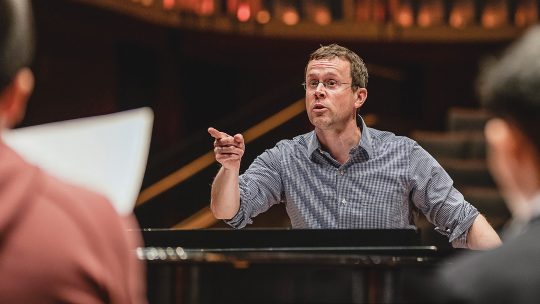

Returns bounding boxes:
[339,170,345,175]
[341,199,347,204]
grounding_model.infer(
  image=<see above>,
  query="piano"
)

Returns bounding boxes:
[138,229,443,304]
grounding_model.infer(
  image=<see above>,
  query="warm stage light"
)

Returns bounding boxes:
[450,0,475,28]
[373,1,386,23]
[282,7,299,25]
[198,0,214,16]
[482,0,508,28]
[417,0,443,27]
[256,10,271,24]
[314,6,332,25]
[163,0,174,10]
[355,0,370,23]
[397,7,413,27]
[450,13,465,28]
[237,3,251,22]
[514,0,538,27]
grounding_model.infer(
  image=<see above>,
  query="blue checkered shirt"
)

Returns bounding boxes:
[226,116,479,248]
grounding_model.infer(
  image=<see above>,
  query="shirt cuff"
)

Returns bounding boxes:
[450,229,470,249]
[223,208,247,229]
[223,180,253,229]
[434,208,479,249]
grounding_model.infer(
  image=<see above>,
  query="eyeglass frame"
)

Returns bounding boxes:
[301,79,352,91]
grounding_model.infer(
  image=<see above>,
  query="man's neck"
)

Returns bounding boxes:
[528,191,540,218]
[315,120,361,164]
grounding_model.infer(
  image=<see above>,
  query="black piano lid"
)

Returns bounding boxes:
[140,228,423,249]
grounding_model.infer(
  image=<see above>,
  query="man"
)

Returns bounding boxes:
[208,44,500,249]
[435,26,540,303]
[0,0,146,302]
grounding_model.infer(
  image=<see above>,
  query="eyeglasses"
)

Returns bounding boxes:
[301,79,351,91]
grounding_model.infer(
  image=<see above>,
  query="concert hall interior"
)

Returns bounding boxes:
[21,0,539,303]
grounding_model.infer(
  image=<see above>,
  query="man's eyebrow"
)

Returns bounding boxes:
[306,71,340,78]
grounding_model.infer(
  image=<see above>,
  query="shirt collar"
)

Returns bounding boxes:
[307,131,321,157]
[307,115,375,159]
[357,115,374,159]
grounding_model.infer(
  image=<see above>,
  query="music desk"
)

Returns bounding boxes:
[138,229,440,304]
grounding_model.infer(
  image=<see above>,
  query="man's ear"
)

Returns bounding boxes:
[486,118,534,163]
[0,68,34,129]
[354,88,367,110]
[485,118,539,214]
[485,118,514,153]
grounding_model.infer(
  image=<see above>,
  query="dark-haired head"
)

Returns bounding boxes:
[478,26,540,155]
[0,0,35,93]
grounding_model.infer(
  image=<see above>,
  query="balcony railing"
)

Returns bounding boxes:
[74,0,539,41]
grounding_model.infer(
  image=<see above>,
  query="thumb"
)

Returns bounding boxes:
[234,134,244,143]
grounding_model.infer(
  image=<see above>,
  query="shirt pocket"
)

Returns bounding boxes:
[348,169,408,228]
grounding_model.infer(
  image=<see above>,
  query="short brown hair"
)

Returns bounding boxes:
[306,44,368,90]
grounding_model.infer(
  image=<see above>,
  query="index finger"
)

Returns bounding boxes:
[208,127,229,140]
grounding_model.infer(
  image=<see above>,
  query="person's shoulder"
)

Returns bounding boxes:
[368,126,416,149]
[274,131,313,150]
[439,232,540,302]
[499,223,540,259]
[34,170,144,303]
[38,171,119,223]
[37,172,136,249]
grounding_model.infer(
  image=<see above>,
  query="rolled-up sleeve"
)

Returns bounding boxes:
[408,142,479,248]
[225,145,284,229]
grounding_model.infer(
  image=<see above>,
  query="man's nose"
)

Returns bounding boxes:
[314,83,326,97]
[314,87,326,98]
[315,81,325,90]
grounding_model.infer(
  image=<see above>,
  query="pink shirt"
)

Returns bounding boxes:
[0,142,146,303]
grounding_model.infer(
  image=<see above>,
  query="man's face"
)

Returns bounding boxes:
[304,57,363,131]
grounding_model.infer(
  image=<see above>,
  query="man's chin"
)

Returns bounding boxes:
[311,118,332,130]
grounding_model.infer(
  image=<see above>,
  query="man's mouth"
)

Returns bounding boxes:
[312,103,327,113]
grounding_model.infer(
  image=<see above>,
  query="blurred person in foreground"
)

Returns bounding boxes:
[434,26,540,303]
[0,0,146,302]
[208,43,501,250]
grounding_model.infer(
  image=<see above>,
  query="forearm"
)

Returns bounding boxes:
[466,214,502,250]
[210,166,241,220]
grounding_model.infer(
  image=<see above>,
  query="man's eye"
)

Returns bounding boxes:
[308,80,319,87]
[326,80,338,87]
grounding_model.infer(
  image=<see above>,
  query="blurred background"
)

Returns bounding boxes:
[25,0,538,244]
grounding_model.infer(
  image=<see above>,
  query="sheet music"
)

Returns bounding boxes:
[3,107,153,216]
